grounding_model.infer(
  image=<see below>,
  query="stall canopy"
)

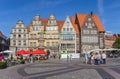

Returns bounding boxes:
[33,49,47,54]
[16,50,26,54]
[16,49,47,55]
[3,50,14,53]
[61,51,69,54]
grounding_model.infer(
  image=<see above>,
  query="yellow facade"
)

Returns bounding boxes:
[44,14,59,53]
[28,14,44,50]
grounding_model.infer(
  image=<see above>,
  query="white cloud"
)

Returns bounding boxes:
[98,0,104,15]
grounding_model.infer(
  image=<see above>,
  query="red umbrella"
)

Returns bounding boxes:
[25,50,32,54]
[33,49,47,54]
[16,50,26,54]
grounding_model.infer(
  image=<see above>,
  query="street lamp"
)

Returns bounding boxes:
[2,40,5,52]
[1,40,5,57]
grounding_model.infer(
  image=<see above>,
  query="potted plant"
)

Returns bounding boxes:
[0,61,7,69]
[20,59,25,64]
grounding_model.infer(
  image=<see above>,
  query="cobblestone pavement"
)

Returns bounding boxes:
[1,58,120,79]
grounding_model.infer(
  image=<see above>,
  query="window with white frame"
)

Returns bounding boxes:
[40,34,43,38]
[88,18,91,21]
[52,35,54,38]
[46,34,50,38]
[23,40,26,45]
[67,28,69,31]
[52,42,54,46]
[88,23,92,28]
[39,42,43,46]
[24,34,26,38]
[13,40,16,46]
[30,42,32,47]
[63,28,65,31]
[92,23,95,26]
[70,28,73,31]
[18,40,21,45]
[56,42,58,46]
[47,42,50,46]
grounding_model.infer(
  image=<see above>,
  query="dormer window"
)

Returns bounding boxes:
[88,18,91,21]
[19,29,21,32]
[19,24,21,27]
[63,28,65,31]
[50,21,54,24]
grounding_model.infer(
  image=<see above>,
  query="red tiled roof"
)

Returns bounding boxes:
[26,26,30,32]
[0,31,3,35]
[0,31,7,38]
[92,14,105,32]
[57,20,64,31]
[71,16,79,34]
[41,18,48,26]
[76,13,105,32]
[76,13,88,27]
[41,18,48,31]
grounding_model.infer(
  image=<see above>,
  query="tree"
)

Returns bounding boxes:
[112,37,120,49]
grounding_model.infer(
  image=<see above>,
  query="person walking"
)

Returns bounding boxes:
[85,53,88,64]
[91,54,95,65]
[67,54,70,62]
[70,54,72,61]
[97,52,102,65]
[94,53,98,65]
[102,52,107,64]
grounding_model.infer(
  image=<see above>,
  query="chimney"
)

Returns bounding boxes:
[90,11,93,16]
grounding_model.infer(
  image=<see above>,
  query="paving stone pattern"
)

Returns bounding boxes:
[1,58,120,79]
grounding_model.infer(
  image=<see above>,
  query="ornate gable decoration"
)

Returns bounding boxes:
[61,16,75,32]
[31,14,42,26]
[16,20,25,28]
[47,14,57,26]
[84,15,97,29]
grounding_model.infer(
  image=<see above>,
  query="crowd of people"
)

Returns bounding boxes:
[0,51,108,68]
[85,51,107,65]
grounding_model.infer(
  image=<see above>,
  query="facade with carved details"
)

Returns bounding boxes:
[10,20,29,52]
[10,12,105,54]
[44,14,59,53]
[60,16,79,53]
[74,13,105,53]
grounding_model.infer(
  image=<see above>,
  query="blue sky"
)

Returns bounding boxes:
[0,0,119,37]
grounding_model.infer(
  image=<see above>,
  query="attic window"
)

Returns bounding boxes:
[70,28,73,31]
[67,21,69,23]
[19,24,21,27]
[19,29,21,32]
[88,18,91,21]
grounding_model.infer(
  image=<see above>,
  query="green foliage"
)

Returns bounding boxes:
[20,59,25,64]
[113,37,120,49]
[0,61,6,67]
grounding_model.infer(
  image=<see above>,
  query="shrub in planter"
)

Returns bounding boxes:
[20,59,25,64]
[0,61,7,69]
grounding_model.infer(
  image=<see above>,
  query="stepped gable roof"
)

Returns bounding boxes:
[71,16,79,34]
[57,20,64,31]
[76,13,105,32]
